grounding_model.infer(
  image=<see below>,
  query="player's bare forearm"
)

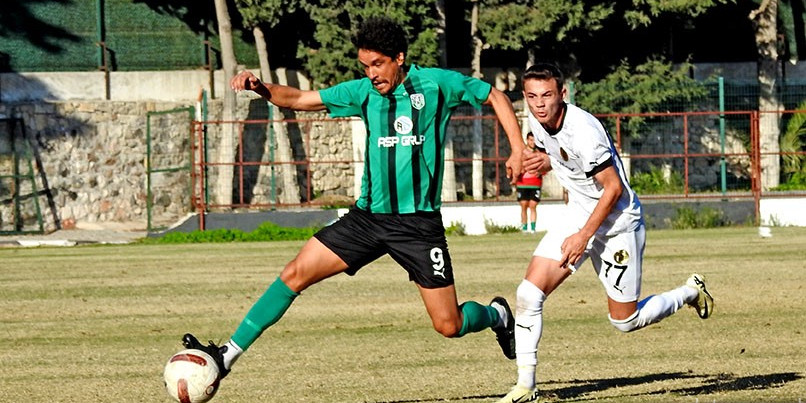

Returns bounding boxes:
[560,166,622,266]
[230,70,326,111]
[486,88,524,153]
[485,88,524,181]
[579,166,622,240]
[559,182,618,267]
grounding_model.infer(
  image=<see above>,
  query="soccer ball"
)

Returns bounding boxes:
[163,349,220,403]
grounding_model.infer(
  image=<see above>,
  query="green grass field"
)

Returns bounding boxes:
[1,227,804,403]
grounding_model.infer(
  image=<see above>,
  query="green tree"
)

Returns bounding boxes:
[477,0,613,68]
[779,100,806,189]
[576,59,708,132]
[622,0,732,29]
[575,59,708,169]
[624,0,791,190]
[298,1,441,86]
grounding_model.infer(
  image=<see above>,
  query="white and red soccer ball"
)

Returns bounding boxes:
[163,349,220,403]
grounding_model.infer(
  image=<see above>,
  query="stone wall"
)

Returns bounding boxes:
[614,112,752,191]
[0,101,192,232]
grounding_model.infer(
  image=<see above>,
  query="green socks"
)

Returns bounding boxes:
[457,301,499,337]
[231,277,298,351]
[230,279,496,346]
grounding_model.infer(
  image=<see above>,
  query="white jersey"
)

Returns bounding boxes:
[527,103,642,236]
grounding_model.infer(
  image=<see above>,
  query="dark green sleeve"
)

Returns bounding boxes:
[319,79,371,118]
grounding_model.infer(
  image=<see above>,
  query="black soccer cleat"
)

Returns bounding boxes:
[490,297,516,360]
[182,333,231,379]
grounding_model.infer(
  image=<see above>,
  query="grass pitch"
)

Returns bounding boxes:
[1,227,804,403]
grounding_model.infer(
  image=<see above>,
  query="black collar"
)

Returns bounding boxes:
[544,102,567,136]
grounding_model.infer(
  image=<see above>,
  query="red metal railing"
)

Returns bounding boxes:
[190,109,806,230]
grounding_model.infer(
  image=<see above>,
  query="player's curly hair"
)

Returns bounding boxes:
[352,16,408,59]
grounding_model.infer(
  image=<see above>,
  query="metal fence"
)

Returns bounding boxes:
[145,107,195,232]
[188,109,806,230]
[0,118,45,234]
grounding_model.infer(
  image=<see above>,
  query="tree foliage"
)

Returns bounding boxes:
[234,0,300,28]
[623,0,734,29]
[295,0,440,86]
[477,0,612,52]
[781,100,806,176]
[576,59,708,134]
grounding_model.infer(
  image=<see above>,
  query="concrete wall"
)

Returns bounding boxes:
[0,68,312,103]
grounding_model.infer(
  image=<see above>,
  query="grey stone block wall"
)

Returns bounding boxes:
[0,101,192,232]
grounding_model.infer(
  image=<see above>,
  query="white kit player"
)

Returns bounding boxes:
[496,62,715,403]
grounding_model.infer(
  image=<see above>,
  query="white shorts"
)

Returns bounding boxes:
[533,223,645,302]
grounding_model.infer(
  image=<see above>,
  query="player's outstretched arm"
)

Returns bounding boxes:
[230,70,327,112]
[485,87,524,183]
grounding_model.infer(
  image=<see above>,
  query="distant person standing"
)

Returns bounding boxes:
[515,132,542,233]
[497,62,715,403]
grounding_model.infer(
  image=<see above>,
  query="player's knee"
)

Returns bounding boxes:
[433,319,461,338]
[279,259,307,292]
[517,279,545,313]
[609,311,640,333]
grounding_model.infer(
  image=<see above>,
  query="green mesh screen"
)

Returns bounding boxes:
[2,1,97,71]
[2,0,259,72]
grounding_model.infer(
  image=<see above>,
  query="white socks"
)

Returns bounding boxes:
[514,280,546,389]
[609,285,698,332]
[512,279,699,389]
[222,340,244,370]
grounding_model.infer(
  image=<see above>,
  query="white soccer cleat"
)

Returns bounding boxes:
[686,273,714,319]
[496,384,538,403]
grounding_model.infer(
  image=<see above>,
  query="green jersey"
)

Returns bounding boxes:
[319,65,492,214]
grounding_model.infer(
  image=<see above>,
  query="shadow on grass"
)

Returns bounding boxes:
[374,371,803,402]
[545,371,803,401]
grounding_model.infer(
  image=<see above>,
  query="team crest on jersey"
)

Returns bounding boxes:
[394,116,414,135]
[410,93,425,110]
[560,147,569,161]
[613,250,629,264]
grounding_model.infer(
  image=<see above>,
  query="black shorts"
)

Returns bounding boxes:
[313,207,454,289]
[517,187,541,202]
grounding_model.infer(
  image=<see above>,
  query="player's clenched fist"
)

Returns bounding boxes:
[523,148,550,175]
[230,70,262,92]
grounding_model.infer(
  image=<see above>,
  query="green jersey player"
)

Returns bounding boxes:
[496,62,715,403]
[180,16,526,392]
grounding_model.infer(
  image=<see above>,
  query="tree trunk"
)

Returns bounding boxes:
[436,0,456,202]
[751,0,782,190]
[470,0,484,200]
[252,26,301,205]
[435,0,448,68]
[213,0,238,207]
